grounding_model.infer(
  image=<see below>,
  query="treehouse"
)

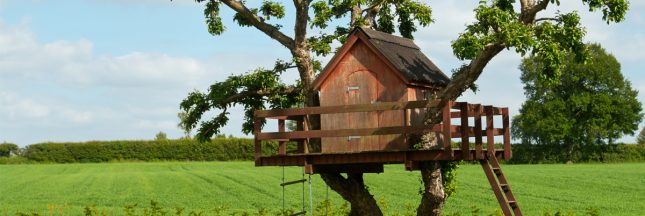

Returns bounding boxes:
[252,28,522,215]
[313,27,450,153]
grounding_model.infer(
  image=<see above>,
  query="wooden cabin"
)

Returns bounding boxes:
[312,27,451,153]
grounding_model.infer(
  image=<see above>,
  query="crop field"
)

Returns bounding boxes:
[0,162,643,215]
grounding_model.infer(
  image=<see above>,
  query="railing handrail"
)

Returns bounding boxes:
[252,100,512,163]
[254,100,441,118]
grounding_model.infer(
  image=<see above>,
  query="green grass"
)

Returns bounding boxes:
[0,162,643,215]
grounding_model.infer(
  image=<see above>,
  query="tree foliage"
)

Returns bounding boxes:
[0,142,18,157]
[179,60,302,142]
[512,43,642,162]
[155,131,168,141]
[637,127,645,144]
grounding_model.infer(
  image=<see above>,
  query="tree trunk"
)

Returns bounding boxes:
[320,173,383,216]
[417,161,445,216]
[415,132,445,215]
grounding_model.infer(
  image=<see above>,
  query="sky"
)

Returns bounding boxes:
[0,1,644,146]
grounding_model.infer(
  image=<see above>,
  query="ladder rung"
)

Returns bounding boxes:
[500,183,509,191]
[508,200,518,208]
[493,167,502,175]
[280,179,306,186]
[290,211,306,216]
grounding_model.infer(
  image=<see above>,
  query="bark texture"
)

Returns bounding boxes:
[320,173,383,216]
[417,161,445,216]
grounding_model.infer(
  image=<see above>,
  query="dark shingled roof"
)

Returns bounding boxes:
[358,27,450,86]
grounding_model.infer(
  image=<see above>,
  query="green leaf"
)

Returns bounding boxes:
[204,0,225,35]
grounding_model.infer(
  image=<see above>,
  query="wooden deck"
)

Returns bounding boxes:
[253,100,512,173]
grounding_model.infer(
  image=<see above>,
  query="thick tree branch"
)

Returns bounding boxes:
[362,0,383,28]
[520,0,530,10]
[220,0,296,50]
[521,0,550,24]
[534,17,559,23]
[350,5,362,26]
[290,0,318,109]
[293,0,308,46]
[221,87,297,105]
[425,42,506,125]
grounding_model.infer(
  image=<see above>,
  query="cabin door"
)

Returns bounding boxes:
[346,70,379,152]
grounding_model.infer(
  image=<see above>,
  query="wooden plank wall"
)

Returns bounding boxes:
[319,40,409,153]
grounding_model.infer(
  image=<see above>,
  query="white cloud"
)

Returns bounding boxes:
[0,92,50,119]
[0,19,265,145]
[0,20,220,145]
[0,91,95,125]
[0,22,208,88]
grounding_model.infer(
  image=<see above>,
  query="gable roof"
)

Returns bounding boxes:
[313,27,450,90]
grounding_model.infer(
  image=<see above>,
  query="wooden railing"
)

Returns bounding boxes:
[253,100,511,164]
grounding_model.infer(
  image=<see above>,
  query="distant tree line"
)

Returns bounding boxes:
[1,137,643,164]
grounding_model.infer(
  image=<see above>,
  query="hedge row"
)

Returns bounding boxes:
[13,138,645,164]
[22,138,278,163]
[509,143,645,164]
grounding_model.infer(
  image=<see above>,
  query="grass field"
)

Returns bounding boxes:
[0,162,643,215]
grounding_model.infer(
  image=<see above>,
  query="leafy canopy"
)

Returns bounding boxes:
[180,60,302,141]
[182,0,434,142]
[512,44,642,150]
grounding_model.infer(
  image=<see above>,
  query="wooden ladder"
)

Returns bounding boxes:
[280,167,307,216]
[480,155,523,216]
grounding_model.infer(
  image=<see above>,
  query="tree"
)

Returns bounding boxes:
[0,142,19,157]
[637,127,645,144]
[178,0,628,215]
[177,111,192,139]
[155,131,168,141]
[512,44,642,162]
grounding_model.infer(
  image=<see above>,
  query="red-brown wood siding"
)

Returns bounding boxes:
[320,40,409,153]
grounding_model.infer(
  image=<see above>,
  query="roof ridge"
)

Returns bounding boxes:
[358,27,420,50]
[369,37,420,50]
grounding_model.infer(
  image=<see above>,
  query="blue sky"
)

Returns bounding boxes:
[1,0,644,146]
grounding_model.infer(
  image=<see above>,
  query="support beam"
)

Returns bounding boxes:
[459,102,470,160]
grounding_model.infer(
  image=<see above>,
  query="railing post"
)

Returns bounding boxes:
[485,106,495,157]
[253,115,262,166]
[296,118,305,154]
[474,104,483,160]
[459,102,470,160]
[442,101,452,156]
[278,119,286,155]
[502,107,511,160]
[403,108,409,148]
[303,115,310,154]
